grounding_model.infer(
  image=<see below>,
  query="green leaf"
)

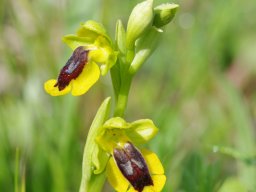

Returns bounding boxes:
[79,97,111,192]
[87,172,106,192]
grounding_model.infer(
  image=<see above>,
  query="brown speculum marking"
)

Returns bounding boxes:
[113,142,153,192]
[54,46,89,91]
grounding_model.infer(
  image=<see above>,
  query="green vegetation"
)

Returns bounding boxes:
[0,0,256,191]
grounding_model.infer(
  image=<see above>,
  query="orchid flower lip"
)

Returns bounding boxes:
[54,46,89,91]
[113,142,153,192]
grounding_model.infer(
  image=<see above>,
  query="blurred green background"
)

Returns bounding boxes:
[0,0,256,191]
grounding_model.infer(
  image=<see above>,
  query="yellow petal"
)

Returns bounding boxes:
[127,186,154,192]
[141,149,164,175]
[44,79,71,96]
[71,61,100,96]
[127,175,166,192]
[150,175,166,192]
[106,157,130,192]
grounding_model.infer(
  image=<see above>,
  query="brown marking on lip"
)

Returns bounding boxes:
[54,46,89,91]
[113,142,153,192]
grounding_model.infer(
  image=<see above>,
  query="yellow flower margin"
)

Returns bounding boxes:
[44,60,100,96]
[107,149,166,192]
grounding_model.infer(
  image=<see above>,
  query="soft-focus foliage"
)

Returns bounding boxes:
[0,0,256,191]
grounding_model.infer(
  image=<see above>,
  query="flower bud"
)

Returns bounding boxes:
[153,3,179,28]
[126,0,154,49]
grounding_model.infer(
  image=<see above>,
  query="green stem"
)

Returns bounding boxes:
[114,73,132,117]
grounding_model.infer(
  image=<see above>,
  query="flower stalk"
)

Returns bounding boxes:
[114,73,132,117]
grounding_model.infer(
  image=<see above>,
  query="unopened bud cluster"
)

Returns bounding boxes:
[122,0,179,74]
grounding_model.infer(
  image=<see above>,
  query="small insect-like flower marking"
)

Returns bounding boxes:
[54,46,89,91]
[113,142,153,192]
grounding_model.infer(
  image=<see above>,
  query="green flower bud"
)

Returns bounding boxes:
[153,3,179,28]
[126,0,154,49]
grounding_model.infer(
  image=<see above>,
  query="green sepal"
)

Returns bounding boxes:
[62,35,94,50]
[77,20,111,43]
[79,97,111,192]
[63,20,111,50]
[153,3,179,28]
[115,20,126,54]
[103,117,130,129]
[96,117,158,153]
[126,0,154,49]
[126,119,159,144]
[129,27,161,74]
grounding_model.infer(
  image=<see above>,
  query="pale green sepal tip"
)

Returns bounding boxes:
[153,3,179,28]
[126,0,154,49]
[115,20,126,54]
[126,119,158,144]
[79,97,111,192]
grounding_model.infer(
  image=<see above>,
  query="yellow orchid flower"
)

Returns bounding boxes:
[95,118,165,192]
[44,21,117,96]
